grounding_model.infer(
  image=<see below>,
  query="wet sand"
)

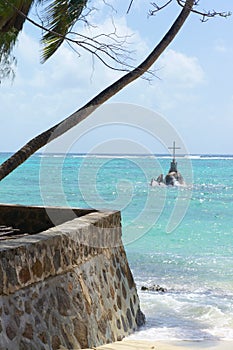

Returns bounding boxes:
[81,340,233,350]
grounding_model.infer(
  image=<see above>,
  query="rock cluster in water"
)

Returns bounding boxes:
[141,284,167,293]
[150,159,185,187]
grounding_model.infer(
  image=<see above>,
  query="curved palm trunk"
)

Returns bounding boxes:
[0,0,194,181]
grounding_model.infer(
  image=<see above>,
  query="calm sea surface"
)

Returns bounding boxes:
[1,153,233,342]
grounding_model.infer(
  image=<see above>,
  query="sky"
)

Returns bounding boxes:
[1,0,233,155]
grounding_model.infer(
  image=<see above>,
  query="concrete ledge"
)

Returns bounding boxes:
[0,205,122,296]
[0,203,96,234]
[0,204,145,349]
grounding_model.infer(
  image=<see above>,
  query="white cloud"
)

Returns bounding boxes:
[215,44,227,53]
[157,49,205,88]
[17,31,40,64]
[118,49,206,114]
[214,41,228,53]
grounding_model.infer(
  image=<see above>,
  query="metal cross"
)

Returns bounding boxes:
[168,141,180,161]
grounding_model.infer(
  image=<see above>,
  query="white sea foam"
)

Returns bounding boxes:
[126,286,233,342]
[199,156,233,160]
[184,155,201,159]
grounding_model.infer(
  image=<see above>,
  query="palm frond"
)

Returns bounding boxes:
[0,0,33,33]
[41,0,87,62]
[0,30,17,83]
[0,0,34,79]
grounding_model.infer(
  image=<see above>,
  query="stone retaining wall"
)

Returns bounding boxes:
[0,204,145,350]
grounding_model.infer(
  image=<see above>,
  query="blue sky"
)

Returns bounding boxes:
[1,0,233,154]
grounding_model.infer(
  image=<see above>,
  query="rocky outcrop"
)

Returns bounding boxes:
[150,159,185,187]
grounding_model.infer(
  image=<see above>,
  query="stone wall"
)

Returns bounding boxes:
[0,204,145,350]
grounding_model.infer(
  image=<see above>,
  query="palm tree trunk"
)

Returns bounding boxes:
[0,0,194,181]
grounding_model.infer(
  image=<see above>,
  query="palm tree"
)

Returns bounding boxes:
[0,0,229,181]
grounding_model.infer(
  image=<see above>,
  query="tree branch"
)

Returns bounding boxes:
[149,1,173,16]
[127,0,134,14]
[149,0,231,21]
[176,0,231,21]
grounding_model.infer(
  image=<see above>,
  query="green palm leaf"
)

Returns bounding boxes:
[41,0,87,62]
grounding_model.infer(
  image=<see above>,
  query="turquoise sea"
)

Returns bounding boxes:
[1,152,233,342]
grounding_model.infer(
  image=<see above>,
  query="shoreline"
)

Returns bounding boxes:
[81,340,233,350]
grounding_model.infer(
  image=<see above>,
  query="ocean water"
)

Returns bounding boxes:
[0,152,233,342]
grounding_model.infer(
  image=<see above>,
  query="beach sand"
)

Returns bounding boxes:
[80,340,233,350]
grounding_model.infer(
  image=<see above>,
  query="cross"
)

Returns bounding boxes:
[168,141,180,161]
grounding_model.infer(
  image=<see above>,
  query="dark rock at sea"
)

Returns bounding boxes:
[141,284,167,293]
[165,171,185,186]
[150,154,186,187]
